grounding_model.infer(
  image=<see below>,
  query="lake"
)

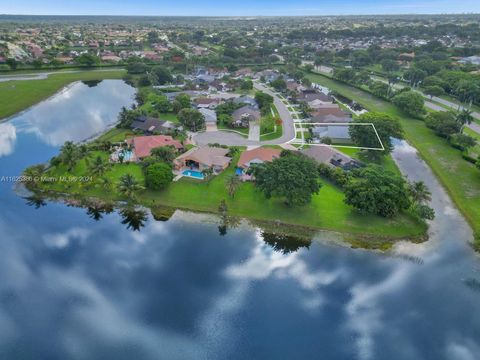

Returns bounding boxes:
[0,80,479,360]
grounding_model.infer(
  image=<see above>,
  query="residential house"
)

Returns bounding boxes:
[194,97,220,109]
[311,125,352,143]
[309,108,352,123]
[236,147,281,180]
[233,96,258,108]
[130,115,179,134]
[255,69,280,83]
[209,80,232,92]
[234,68,253,78]
[307,99,339,110]
[174,146,231,173]
[232,105,261,127]
[142,51,162,61]
[459,56,480,66]
[165,90,199,102]
[127,135,183,161]
[286,81,304,93]
[101,55,122,62]
[196,74,215,84]
[298,90,333,103]
[301,146,359,170]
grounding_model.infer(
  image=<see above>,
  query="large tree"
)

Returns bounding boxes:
[344,165,411,218]
[75,53,100,67]
[178,108,205,132]
[151,146,176,164]
[173,94,191,114]
[425,111,461,137]
[392,91,425,117]
[271,78,287,92]
[349,112,403,154]
[253,151,321,206]
[254,91,274,110]
[144,163,173,190]
[151,66,173,85]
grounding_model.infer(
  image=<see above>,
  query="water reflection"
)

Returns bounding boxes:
[120,206,148,231]
[0,123,17,157]
[23,192,47,209]
[261,231,311,254]
[82,79,103,87]
[13,80,135,146]
[85,201,114,221]
[0,80,479,359]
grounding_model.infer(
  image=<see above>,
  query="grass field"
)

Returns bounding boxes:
[95,128,136,143]
[306,71,480,242]
[0,69,127,120]
[36,150,426,243]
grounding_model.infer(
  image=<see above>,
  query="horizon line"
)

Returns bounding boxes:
[1,12,479,17]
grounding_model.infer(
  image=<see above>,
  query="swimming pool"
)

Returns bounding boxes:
[122,150,134,162]
[182,169,204,179]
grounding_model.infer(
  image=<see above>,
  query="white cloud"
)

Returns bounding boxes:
[345,265,411,360]
[0,122,17,157]
[43,227,91,249]
[445,338,480,360]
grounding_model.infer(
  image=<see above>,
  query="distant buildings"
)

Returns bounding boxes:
[459,56,480,66]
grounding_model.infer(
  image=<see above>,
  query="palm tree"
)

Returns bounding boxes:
[201,167,214,181]
[97,176,113,191]
[24,193,47,209]
[409,181,432,204]
[22,164,46,187]
[120,206,148,231]
[456,109,474,132]
[89,155,109,176]
[117,174,145,200]
[59,141,80,171]
[225,174,241,198]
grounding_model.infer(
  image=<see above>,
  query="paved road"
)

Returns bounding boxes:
[371,75,480,134]
[193,82,296,146]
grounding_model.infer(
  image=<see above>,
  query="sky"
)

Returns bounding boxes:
[1,0,480,16]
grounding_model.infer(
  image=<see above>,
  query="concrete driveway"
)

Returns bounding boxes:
[193,82,297,146]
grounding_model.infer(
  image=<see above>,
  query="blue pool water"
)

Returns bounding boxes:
[182,169,204,179]
[122,150,133,161]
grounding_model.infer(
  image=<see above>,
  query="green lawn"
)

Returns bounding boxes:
[95,128,135,143]
[464,127,480,158]
[159,112,179,123]
[37,151,426,242]
[260,124,283,141]
[336,147,401,175]
[217,124,249,136]
[0,69,126,120]
[306,71,480,242]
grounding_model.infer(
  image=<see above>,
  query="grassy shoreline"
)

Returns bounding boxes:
[30,148,427,244]
[305,70,480,243]
[0,69,127,120]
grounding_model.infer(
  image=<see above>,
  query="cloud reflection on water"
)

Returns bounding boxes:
[14,80,135,146]
[0,123,17,157]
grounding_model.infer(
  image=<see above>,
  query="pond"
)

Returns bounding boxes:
[0,80,479,360]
